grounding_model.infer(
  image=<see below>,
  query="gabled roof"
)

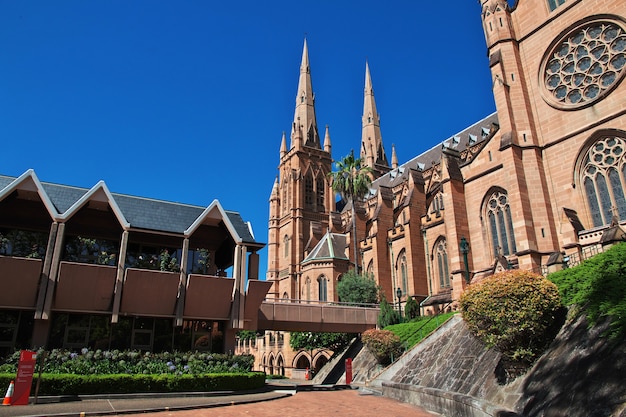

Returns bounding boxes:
[302,231,349,263]
[0,170,262,247]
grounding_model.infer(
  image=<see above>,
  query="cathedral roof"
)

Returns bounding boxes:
[370,112,499,191]
[302,231,349,263]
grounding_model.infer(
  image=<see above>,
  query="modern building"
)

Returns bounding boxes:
[257,0,626,374]
[0,170,268,358]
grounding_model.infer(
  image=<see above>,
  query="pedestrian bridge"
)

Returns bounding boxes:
[252,299,380,333]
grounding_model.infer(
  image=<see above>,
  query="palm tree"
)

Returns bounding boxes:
[329,150,373,271]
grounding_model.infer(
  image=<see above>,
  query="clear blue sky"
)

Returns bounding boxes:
[0,1,496,276]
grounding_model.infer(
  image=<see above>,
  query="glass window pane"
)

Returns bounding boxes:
[609,167,626,220]
[597,173,613,225]
[489,212,498,256]
[497,210,510,256]
[585,177,603,227]
[505,206,517,254]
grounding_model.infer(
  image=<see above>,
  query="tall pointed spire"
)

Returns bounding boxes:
[391,144,398,169]
[280,131,287,159]
[323,125,332,153]
[361,61,389,177]
[291,39,321,150]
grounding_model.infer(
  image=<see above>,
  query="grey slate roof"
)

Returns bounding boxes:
[302,231,349,263]
[0,173,260,245]
[370,112,499,192]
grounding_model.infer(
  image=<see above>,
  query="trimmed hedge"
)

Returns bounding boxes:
[0,372,265,396]
[361,329,403,365]
[460,270,562,365]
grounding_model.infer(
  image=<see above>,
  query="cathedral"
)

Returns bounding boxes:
[265,0,626,320]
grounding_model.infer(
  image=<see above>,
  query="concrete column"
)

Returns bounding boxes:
[175,238,190,326]
[229,244,247,330]
[34,222,59,319]
[111,230,129,323]
[41,222,66,320]
[247,251,259,280]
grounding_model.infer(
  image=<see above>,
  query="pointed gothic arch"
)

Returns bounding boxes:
[317,275,328,301]
[481,187,517,257]
[432,237,450,290]
[574,129,626,228]
[396,250,408,296]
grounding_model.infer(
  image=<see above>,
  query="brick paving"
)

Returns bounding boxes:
[138,389,440,417]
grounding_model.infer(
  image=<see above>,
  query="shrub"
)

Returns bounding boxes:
[361,329,403,365]
[377,297,401,328]
[549,243,626,338]
[459,270,562,365]
[404,296,420,320]
[0,372,265,396]
[0,349,254,375]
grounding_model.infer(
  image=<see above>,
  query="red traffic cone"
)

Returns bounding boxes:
[2,380,14,406]
[305,367,310,380]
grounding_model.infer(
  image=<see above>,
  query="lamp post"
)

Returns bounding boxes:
[459,237,470,283]
[396,287,402,318]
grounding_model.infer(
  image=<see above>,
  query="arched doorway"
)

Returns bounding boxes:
[313,353,329,373]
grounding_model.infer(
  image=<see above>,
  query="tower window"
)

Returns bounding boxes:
[316,176,325,212]
[304,173,314,210]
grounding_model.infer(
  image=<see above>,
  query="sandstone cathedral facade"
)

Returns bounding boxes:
[249,0,626,376]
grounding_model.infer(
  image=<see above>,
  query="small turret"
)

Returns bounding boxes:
[481,0,513,48]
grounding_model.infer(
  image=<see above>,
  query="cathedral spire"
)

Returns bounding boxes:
[391,144,398,169]
[361,62,389,176]
[291,39,321,150]
[280,131,287,159]
[323,124,331,153]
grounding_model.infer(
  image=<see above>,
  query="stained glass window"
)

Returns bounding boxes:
[485,190,516,257]
[581,135,626,226]
[542,20,626,108]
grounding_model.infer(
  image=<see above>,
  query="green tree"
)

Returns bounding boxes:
[337,269,379,306]
[289,332,354,352]
[377,296,401,328]
[328,150,372,271]
[404,296,420,320]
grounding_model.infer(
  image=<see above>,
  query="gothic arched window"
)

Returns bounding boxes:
[484,189,517,256]
[317,275,328,302]
[581,134,626,227]
[435,239,450,288]
[304,173,314,210]
[316,176,325,212]
[397,250,408,295]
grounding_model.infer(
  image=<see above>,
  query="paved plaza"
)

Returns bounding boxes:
[0,387,440,417]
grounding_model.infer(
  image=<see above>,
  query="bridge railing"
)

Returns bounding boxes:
[258,298,380,332]
[262,297,379,309]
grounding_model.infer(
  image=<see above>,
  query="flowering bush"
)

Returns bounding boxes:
[361,329,403,365]
[460,270,562,365]
[0,349,253,375]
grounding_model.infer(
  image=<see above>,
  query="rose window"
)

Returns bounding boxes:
[542,20,626,109]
